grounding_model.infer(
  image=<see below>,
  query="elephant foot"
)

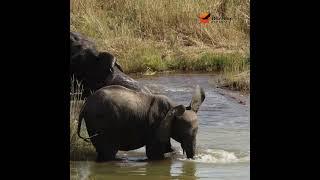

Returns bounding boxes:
[96,147,118,162]
[96,152,117,162]
[93,141,118,162]
[147,154,165,160]
[146,145,165,160]
[165,143,174,153]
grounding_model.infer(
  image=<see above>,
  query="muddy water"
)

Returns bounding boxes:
[70,74,250,180]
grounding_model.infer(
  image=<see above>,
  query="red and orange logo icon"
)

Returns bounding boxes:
[198,12,211,24]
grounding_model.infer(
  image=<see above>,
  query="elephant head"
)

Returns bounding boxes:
[157,85,205,159]
[70,50,124,97]
[70,31,152,97]
[70,31,123,78]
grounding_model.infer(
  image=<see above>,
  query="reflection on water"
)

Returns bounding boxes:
[71,74,249,180]
[71,158,249,180]
[71,159,198,179]
[172,161,197,179]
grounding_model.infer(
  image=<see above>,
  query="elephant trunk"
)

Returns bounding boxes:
[182,138,196,159]
[186,147,195,159]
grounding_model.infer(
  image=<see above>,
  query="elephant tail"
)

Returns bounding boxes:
[77,103,100,142]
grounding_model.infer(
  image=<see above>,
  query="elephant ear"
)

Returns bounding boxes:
[186,85,205,113]
[98,52,124,73]
[157,105,186,142]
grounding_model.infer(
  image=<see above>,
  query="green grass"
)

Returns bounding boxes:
[217,70,250,93]
[166,52,249,72]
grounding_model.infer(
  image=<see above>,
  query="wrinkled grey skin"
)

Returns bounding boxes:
[77,85,205,161]
[70,31,151,97]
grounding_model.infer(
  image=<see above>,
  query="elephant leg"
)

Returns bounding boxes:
[164,140,174,153]
[146,143,165,160]
[96,144,118,162]
[90,135,118,162]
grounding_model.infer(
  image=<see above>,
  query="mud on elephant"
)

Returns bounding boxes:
[77,85,205,161]
[70,31,150,97]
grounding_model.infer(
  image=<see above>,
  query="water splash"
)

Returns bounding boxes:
[178,149,249,164]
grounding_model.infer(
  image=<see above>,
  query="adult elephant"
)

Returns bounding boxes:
[70,31,151,97]
[77,85,205,161]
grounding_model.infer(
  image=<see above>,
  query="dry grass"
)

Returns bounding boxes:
[70,78,96,161]
[71,0,250,74]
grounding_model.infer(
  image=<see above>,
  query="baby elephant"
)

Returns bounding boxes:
[77,85,205,161]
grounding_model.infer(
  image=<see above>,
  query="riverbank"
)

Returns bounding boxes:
[126,52,250,93]
[71,0,250,93]
[130,67,250,94]
[70,79,96,161]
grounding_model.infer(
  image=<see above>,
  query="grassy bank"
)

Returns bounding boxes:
[71,0,250,92]
[70,78,96,161]
[217,70,250,93]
